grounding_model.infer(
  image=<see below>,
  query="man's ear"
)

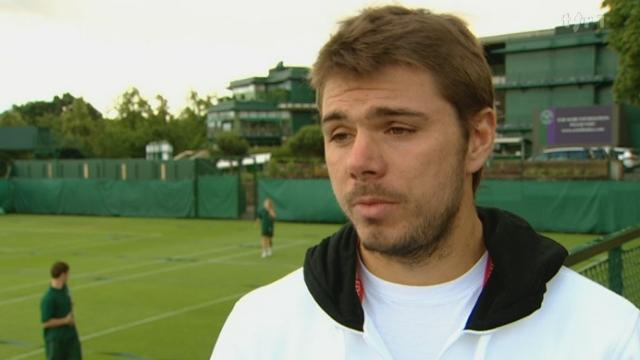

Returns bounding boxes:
[465,107,497,173]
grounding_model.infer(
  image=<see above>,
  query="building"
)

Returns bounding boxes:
[207,62,317,146]
[0,126,55,157]
[482,22,640,153]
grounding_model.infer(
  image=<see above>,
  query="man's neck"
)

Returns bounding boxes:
[359,203,486,286]
[51,279,65,289]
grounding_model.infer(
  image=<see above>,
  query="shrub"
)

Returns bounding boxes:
[215,132,249,157]
[287,125,324,157]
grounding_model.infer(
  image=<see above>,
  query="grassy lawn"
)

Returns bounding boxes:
[0,214,603,359]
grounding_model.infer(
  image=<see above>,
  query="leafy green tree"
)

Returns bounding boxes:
[167,90,215,154]
[0,94,104,157]
[95,120,136,158]
[603,0,640,105]
[1,93,101,128]
[105,88,171,158]
[216,132,249,156]
[58,98,104,156]
[286,125,324,157]
[148,95,172,140]
[0,110,28,127]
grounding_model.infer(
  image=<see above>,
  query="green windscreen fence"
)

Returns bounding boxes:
[476,180,640,234]
[197,175,244,219]
[10,176,243,219]
[257,179,638,232]
[12,159,221,180]
[258,178,347,223]
[6,177,640,230]
[0,180,12,212]
[12,179,195,218]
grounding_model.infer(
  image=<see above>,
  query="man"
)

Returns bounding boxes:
[211,6,639,359]
[257,198,277,258]
[41,261,82,360]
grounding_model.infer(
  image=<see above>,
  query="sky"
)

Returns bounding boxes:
[0,0,606,117]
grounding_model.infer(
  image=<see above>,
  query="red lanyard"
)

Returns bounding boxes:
[355,255,494,303]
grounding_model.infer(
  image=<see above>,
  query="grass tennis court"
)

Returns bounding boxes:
[0,214,594,359]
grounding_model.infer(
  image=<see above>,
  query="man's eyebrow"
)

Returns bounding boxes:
[369,106,428,119]
[321,111,347,124]
[321,107,428,124]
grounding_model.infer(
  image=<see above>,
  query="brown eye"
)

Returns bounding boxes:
[330,132,352,143]
[386,127,414,135]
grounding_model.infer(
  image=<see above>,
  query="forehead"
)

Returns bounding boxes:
[320,65,447,114]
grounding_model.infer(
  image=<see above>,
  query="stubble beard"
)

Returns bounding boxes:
[349,166,465,267]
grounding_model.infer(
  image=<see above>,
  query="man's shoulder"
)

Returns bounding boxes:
[548,267,637,312]
[212,268,342,359]
[218,268,329,341]
[233,268,315,317]
[41,287,55,301]
[541,267,639,337]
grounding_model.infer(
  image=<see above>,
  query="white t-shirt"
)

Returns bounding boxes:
[360,252,489,360]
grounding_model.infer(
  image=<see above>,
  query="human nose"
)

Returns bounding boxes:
[346,130,386,181]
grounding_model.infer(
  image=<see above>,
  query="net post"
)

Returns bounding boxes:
[608,247,623,295]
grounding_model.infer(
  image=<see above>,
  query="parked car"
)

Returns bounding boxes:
[529,147,608,161]
[601,146,640,171]
[492,137,532,161]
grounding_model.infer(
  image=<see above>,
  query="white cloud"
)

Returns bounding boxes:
[0,0,605,115]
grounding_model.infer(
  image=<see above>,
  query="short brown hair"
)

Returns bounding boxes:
[50,261,69,278]
[310,6,494,192]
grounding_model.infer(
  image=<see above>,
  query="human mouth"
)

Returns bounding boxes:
[351,197,398,219]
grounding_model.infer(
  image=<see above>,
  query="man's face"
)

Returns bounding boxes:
[60,271,69,284]
[321,65,469,263]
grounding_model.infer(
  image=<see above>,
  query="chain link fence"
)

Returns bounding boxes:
[569,227,640,308]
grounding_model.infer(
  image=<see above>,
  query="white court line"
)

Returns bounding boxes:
[17,233,164,257]
[0,241,242,294]
[0,232,163,255]
[6,292,245,360]
[0,240,306,307]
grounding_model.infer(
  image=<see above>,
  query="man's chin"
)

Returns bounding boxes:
[353,222,399,247]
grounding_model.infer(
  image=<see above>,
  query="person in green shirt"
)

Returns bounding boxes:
[40,261,82,360]
[257,198,277,258]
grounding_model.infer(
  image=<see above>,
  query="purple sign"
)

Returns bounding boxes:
[545,106,612,145]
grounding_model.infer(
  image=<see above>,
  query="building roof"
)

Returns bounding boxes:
[482,23,608,54]
[228,62,310,89]
[267,64,309,83]
[480,29,555,46]
[229,77,267,89]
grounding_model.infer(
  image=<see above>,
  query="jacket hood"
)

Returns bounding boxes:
[303,207,568,332]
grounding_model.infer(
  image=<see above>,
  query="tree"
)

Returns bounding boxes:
[0,94,105,158]
[105,88,171,158]
[0,110,28,127]
[216,132,249,156]
[58,98,104,156]
[286,125,324,157]
[603,0,640,105]
[1,93,101,128]
[167,90,215,154]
